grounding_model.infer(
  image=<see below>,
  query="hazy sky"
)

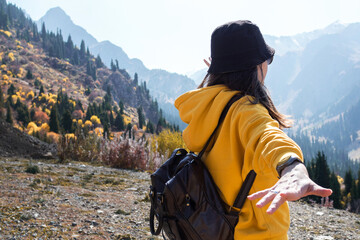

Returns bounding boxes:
[7,0,360,75]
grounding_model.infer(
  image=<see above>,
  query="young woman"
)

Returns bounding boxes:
[174,20,332,239]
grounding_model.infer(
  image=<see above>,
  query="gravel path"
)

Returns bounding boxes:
[0,157,359,239]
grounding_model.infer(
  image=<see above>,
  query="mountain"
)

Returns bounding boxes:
[263,21,347,56]
[37,7,97,47]
[37,7,197,128]
[264,23,360,162]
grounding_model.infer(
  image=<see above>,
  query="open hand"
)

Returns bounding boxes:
[248,161,332,214]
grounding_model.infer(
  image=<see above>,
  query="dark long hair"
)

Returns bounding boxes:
[198,67,292,129]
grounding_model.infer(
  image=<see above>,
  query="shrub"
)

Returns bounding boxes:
[25,165,40,174]
[33,110,49,124]
[151,129,186,160]
[100,136,148,170]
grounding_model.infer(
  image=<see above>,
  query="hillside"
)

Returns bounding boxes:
[0,157,359,239]
[0,0,178,148]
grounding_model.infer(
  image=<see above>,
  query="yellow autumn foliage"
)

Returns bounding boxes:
[26,91,35,100]
[27,121,38,131]
[90,115,101,125]
[2,74,9,80]
[123,115,131,126]
[48,98,56,105]
[27,43,34,49]
[45,108,51,116]
[11,95,19,103]
[1,64,6,70]
[84,120,92,128]
[151,129,187,159]
[0,30,11,37]
[40,123,50,132]
[94,127,103,136]
[65,133,76,140]
[77,119,83,126]
[69,99,76,108]
[8,52,15,62]
[27,122,39,135]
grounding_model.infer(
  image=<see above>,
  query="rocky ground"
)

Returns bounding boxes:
[0,157,359,240]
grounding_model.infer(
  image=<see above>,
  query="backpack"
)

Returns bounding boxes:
[149,94,257,240]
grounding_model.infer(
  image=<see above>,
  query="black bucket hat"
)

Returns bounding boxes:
[208,20,275,74]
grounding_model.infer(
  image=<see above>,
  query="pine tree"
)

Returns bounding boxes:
[16,102,30,126]
[103,122,110,139]
[344,170,353,195]
[6,102,12,124]
[26,69,33,79]
[39,85,45,95]
[119,100,124,114]
[80,40,86,59]
[41,22,46,41]
[314,151,330,189]
[134,73,138,86]
[146,121,154,134]
[7,84,15,96]
[329,172,341,209]
[62,110,72,133]
[114,111,125,131]
[137,107,145,129]
[95,55,103,68]
[115,59,120,71]
[126,123,132,138]
[49,105,60,133]
[110,59,116,71]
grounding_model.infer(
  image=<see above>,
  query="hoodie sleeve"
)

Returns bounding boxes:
[236,102,303,178]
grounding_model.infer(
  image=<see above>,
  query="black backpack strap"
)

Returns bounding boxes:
[198,93,242,159]
[231,170,257,212]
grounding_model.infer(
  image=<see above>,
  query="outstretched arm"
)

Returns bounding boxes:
[248,161,333,214]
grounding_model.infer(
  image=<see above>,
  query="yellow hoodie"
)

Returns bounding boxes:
[174,85,303,240]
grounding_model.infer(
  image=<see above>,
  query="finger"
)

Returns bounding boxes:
[266,194,287,214]
[255,191,278,208]
[203,59,210,67]
[248,188,270,200]
[306,184,333,198]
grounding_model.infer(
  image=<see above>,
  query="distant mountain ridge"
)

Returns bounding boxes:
[37,7,196,128]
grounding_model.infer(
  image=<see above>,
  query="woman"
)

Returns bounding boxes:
[174,20,332,239]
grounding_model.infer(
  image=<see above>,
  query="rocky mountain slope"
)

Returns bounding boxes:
[0,119,55,158]
[0,157,359,239]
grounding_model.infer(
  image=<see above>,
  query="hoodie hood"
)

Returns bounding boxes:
[174,85,239,152]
